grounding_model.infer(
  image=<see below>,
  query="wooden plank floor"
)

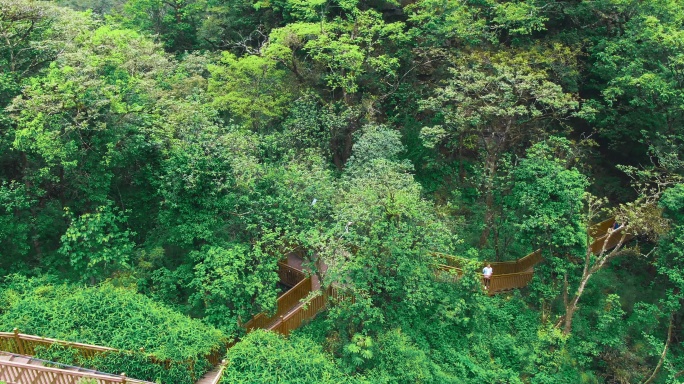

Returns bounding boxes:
[195,365,223,384]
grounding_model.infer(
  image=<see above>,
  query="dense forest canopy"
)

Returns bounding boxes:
[1,0,683,382]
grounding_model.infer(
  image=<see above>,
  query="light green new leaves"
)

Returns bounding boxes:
[420,51,578,151]
[208,52,294,130]
[59,203,135,283]
[265,10,405,96]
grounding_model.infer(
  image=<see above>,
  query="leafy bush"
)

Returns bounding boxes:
[221,330,358,384]
[0,276,228,382]
[34,344,210,384]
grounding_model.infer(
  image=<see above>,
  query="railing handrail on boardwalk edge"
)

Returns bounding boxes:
[0,330,116,357]
[0,354,153,384]
[0,327,226,382]
[277,261,307,287]
[433,218,630,294]
[209,360,228,384]
[243,277,313,331]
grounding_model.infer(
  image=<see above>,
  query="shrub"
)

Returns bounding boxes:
[0,276,228,382]
[222,330,358,384]
[34,344,209,384]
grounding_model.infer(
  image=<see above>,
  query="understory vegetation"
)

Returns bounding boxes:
[0,0,683,382]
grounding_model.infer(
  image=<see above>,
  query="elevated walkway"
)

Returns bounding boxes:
[0,351,153,384]
[434,218,633,293]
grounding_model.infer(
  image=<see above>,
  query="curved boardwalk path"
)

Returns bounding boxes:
[434,218,632,294]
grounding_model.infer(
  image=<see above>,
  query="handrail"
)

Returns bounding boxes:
[431,252,464,266]
[432,249,540,276]
[0,358,153,384]
[277,261,306,287]
[0,351,133,379]
[269,288,328,336]
[433,217,631,294]
[0,329,116,360]
[0,328,224,382]
[243,277,313,332]
[209,360,228,384]
[589,218,616,238]
[516,249,543,272]
[487,272,534,294]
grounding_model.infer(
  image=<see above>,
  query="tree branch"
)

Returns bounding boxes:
[641,314,674,384]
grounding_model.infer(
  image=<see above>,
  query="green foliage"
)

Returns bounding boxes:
[208,52,295,130]
[34,344,208,384]
[59,204,135,283]
[507,137,588,255]
[364,329,435,383]
[119,0,204,51]
[420,51,579,152]
[221,330,357,384]
[0,277,227,362]
[588,0,684,162]
[1,0,683,381]
[656,184,684,299]
[189,244,279,333]
[0,182,33,270]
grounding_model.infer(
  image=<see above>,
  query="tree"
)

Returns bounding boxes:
[506,138,588,333]
[119,0,205,51]
[208,52,295,131]
[314,125,453,340]
[189,244,279,333]
[0,182,32,271]
[222,330,357,383]
[585,0,684,164]
[508,138,673,334]
[262,8,408,167]
[420,50,580,247]
[156,123,260,248]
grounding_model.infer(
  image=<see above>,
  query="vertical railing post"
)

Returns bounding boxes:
[121,372,126,384]
[13,328,24,355]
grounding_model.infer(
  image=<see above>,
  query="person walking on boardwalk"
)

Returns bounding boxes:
[483,264,492,290]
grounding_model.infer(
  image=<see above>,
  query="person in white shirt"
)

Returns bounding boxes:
[482,264,493,290]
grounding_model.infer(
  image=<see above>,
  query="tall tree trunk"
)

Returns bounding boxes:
[478,149,499,248]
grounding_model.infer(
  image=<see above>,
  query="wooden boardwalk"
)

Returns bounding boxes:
[0,351,153,384]
[194,362,226,384]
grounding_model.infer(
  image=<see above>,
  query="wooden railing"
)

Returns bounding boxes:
[243,277,313,332]
[209,360,228,384]
[205,347,224,367]
[433,217,631,294]
[589,218,616,238]
[432,252,464,268]
[487,272,534,292]
[269,286,332,336]
[277,261,307,287]
[0,329,115,359]
[0,358,150,384]
[489,260,520,275]
[0,328,226,382]
[590,225,631,254]
[432,250,540,276]
[515,249,543,273]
